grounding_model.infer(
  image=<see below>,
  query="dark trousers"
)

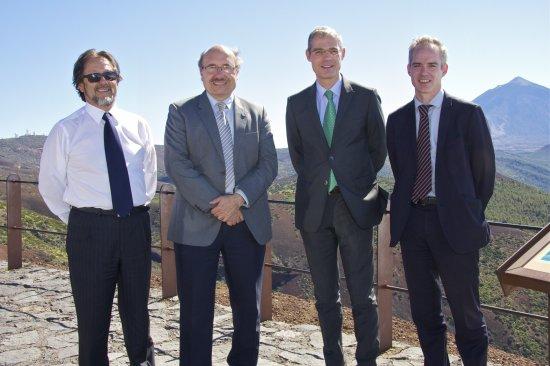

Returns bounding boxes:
[301,191,379,366]
[400,205,488,366]
[174,221,266,366]
[66,208,152,366]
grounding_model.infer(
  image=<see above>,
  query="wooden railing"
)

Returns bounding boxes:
[2,174,546,354]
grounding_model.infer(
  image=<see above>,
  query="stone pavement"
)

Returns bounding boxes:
[0,261,490,365]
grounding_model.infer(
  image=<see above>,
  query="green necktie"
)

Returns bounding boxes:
[323,89,337,192]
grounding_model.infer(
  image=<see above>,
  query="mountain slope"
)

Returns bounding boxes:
[495,145,549,192]
[474,77,550,150]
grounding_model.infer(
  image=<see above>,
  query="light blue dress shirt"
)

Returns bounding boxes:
[316,76,342,124]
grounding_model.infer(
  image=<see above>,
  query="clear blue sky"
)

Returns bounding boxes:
[2,0,549,147]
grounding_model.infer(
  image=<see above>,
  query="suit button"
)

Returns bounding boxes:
[329,155,334,161]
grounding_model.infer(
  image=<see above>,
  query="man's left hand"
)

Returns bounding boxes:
[210,194,244,223]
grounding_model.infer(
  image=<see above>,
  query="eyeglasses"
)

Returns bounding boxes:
[310,48,341,57]
[201,65,237,74]
[81,71,120,83]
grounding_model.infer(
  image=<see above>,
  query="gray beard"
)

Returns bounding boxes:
[95,96,114,106]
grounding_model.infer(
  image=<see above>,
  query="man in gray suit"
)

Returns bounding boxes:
[164,44,277,366]
[286,26,387,366]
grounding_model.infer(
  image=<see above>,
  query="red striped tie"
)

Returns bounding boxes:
[411,104,433,203]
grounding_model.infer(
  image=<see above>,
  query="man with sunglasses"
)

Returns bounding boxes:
[39,49,157,366]
[164,44,277,365]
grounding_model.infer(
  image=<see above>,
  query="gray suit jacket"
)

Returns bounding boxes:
[286,77,387,232]
[164,91,278,246]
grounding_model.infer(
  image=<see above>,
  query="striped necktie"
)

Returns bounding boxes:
[323,89,337,192]
[411,104,433,203]
[215,102,235,193]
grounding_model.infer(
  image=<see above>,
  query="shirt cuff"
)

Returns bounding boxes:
[234,189,249,208]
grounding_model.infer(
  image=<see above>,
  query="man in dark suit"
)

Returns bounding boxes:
[386,36,495,366]
[286,26,387,366]
[164,44,277,366]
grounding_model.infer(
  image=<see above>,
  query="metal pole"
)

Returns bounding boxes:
[159,184,177,299]
[377,205,393,352]
[261,243,273,321]
[6,174,22,270]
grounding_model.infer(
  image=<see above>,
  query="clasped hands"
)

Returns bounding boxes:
[210,194,244,226]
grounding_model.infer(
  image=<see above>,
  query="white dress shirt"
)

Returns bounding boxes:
[414,89,444,197]
[316,76,342,124]
[205,92,249,206]
[39,103,157,223]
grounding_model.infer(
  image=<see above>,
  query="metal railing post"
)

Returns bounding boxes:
[6,174,22,270]
[261,243,273,321]
[377,206,393,351]
[159,184,177,298]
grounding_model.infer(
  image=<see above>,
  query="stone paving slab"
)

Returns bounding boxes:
[0,261,496,365]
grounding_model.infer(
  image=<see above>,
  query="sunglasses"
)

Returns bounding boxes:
[81,71,120,83]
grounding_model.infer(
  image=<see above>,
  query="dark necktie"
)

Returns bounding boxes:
[323,89,337,192]
[411,104,433,203]
[103,113,133,216]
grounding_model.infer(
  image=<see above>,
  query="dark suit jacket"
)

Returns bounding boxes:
[386,93,495,253]
[286,78,387,232]
[164,92,278,246]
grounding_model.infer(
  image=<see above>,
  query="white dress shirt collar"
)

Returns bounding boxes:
[85,103,120,125]
[414,89,444,109]
[206,92,234,111]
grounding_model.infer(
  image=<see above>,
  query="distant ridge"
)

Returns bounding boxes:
[495,143,550,192]
[530,144,550,160]
[0,130,547,192]
[474,77,550,150]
